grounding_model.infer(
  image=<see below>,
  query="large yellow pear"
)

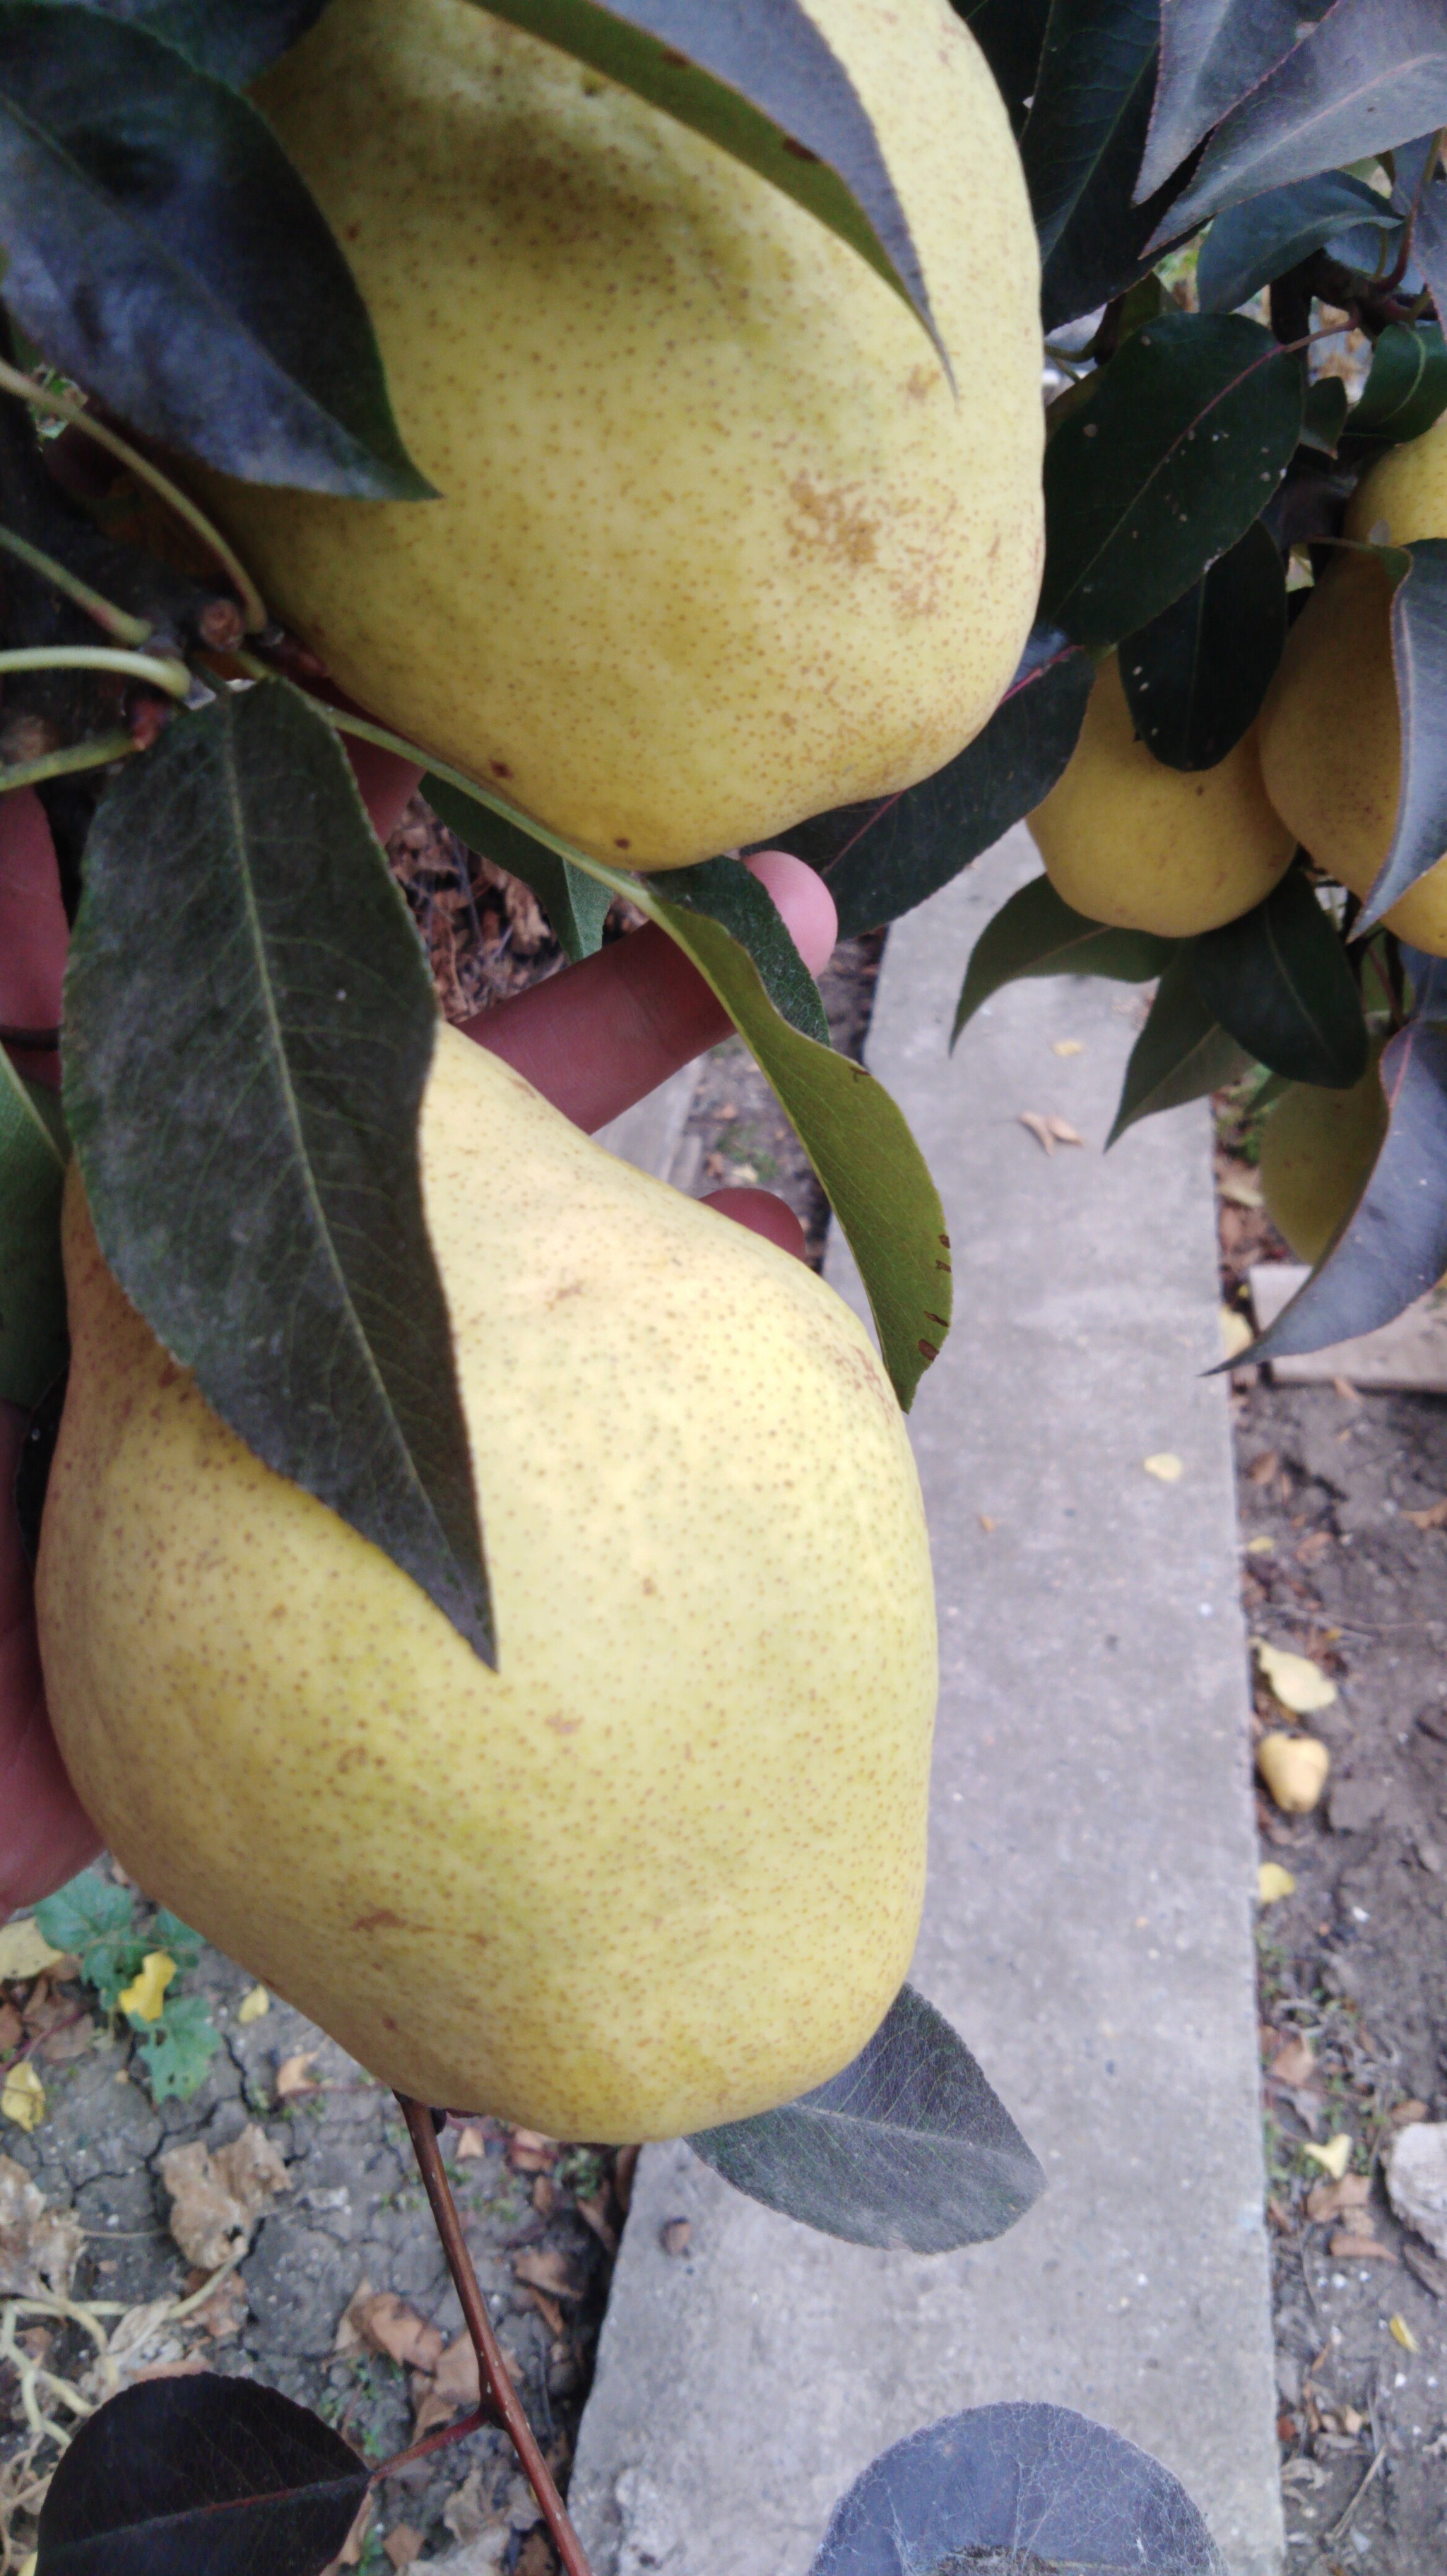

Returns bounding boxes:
[1027,656,1295,935]
[205,0,1044,867]
[35,1030,936,2142]
[1258,419,1447,952]
[1258,1045,1388,1264]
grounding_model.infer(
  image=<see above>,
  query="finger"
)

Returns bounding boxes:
[0,1409,101,1913]
[704,1186,808,1263]
[0,792,67,1089]
[348,737,423,844]
[470,851,837,1132]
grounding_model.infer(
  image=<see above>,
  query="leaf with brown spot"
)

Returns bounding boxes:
[512,2246,580,2301]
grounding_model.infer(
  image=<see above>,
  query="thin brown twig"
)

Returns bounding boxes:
[398,2094,594,2576]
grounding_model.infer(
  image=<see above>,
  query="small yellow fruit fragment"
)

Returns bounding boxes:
[1303,2133,1352,2180]
[1,2059,45,2131]
[237,1985,270,2024]
[1143,1453,1184,1482]
[1389,2313,1420,2352]
[1255,1638,1338,1714]
[118,1952,176,2023]
[1258,1861,1297,1905]
[1258,1731,1330,1814]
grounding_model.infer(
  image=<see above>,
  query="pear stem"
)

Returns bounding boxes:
[0,728,135,799]
[397,2095,596,2576]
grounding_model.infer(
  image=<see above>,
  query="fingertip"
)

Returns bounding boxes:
[703,1186,808,1263]
[744,850,837,978]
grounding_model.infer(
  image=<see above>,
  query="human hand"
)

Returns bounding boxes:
[0,750,835,1910]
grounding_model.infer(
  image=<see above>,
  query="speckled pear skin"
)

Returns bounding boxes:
[204,0,1043,867]
[37,1029,937,2141]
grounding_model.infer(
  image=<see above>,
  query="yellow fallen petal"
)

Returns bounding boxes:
[1246,1534,1275,1555]
[1257,1731,1330,1815]
[237,1984,270,2024]
[1258,1862,1297,1904]
[1254,1638,1338,1714]
[1302,2133,1352,2180]
[1389,2313,1420,2352]
[1052,1038,1084,1057]
[1220,1307,1254,1360]
[1,2059,45,2132]
[1143,1454,1183,1483]
[0,1918,66,1981]
[118,1950,176,2024]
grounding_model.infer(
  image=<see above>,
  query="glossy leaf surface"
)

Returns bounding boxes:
[35,2373,367,2576]
[1021,0,1176,333]
[1138,0,1313,198]
[1159,0,1447,245]
[423,773,612,966]
[1245,1020,1446,1360]
[476,0,943,360]
[691,1986,1043,2252]
[811,2400,1224,2575]
[1120,519,1286,769]
[0,4,428,494]
[0,1052,66,1407]
[781,632,1093,938]
[43,0,331,83]
[1041,315,1303,648]
[1107,951,1251,1144]
[1357,540,1447,926]
[1186,867,1366,1086]
[64,680,493,1661]
[1195,170,1396,314]
[952,872,1175,1044]
[1342,325,1447,456]
[952,0,1051,135]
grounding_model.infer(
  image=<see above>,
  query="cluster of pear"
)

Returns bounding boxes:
[1028,417,1447,1264]
[37,0,1045,2141]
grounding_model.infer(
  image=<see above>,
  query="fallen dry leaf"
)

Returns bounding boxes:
[0,1918,66,1983]
[1246,1534,1275,1555]
[0,2154,82,2298]
[161,2124,290,2270]
[1247,1450,1280,1484]
[1331,1376,1361,1403]
[1045,1115,1085,1146]
[1254,1639,1338,1716]
[38,2012,95,2065]
[184,2265,248,2341]
[516,2535,557,2576]
[355,2289,444,2374]
[1257,1732,1330,1815]
[237,1985,270,2024]
[1,2059,45,2132]
[275,2050,321,2100]
[978,1512,996,1533]
[384,2527,425,2569]
[1392,2099,1429,2125]
[520,2284,565,2338]
[1051,1038,1084,1057]
[1330,2231,1396,2262]
[1303,2134,1354,2181]
[118,1952,175,2024]
[1269,2035,1316,2088]
[412,2331,481,2436]
[1220,1307,1253,1361]
[1258,1863,1297,1904]
[659,2218,692,2257]
[1018,1111,1056,1153]
[1306,2173,1371,2224]
[0,2002,22,2054]
[507,2129,557,2173]
[454,2123,486,2161]
[1142,1453,1183,1483]
[325,2493,375,2572]
[1217,1165,1264,1210]
[576,2190,618,2256]
[512,2246,579,2301]
[1405,1497,1447,1531]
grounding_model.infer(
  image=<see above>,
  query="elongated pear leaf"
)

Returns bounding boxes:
[1138,0,1321,201]
[690,1985,1043,2252]
[1119,519,1286,771]
[35,2373,367,2576]
[953,872,1175,1045]
[0,4,430,494]
[1358,540,1447,928]
[0,1051,67,1406]
[1107,951,1251,1145]
[1196,170,1396,316]
[64,679,493,1662]
[471,0,945,364]
[1186,866,1366,1086]
[40,0,331,84]
[423,773,612,966]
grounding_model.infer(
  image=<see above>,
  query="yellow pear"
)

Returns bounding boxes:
[1027,656,1295,935]
[203,0,1044,867]
[1258,417,1447,952]
[36,1030,936,2143]
[1258,1046,1388,1264]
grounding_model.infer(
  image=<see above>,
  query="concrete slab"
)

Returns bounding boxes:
[572,829,1282,2576]
[1251,1261,1447,1393]
[593,1062,698,1182]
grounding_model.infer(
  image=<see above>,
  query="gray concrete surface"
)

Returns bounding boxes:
[571,829,1282,2576]
[593,1061,698,1181]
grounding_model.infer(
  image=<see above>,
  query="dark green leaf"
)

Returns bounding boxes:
[35,2373,368,2576]
[1341,324,1447,456]
[1107,951,1251,1144]
[1356,538,1447,927]
[1196,171,1397,314]
[64,679,493,1662]
[646,858,827,1043]
[1136,0,1312,198]
[952,872,1176,1045]
[33,0,330,84]
[690,1986,1042,2252]
[0,4,430,494]
[812,2402,1225,2576]
[1245,1019,1445,1361]
[951,0,1051,135]
[1299,375,1349,456]
[474,0,945,365]
[1186,865,1366,1086]
[1041,314,1304,648]
[423,773,612,966]
[1157,0,1447,245]
[776,631,1093,939]
[0,1051,67,1407]
[136,1995,223,2101]
[1021,0,1183,333]
[1119,519,1286,769]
